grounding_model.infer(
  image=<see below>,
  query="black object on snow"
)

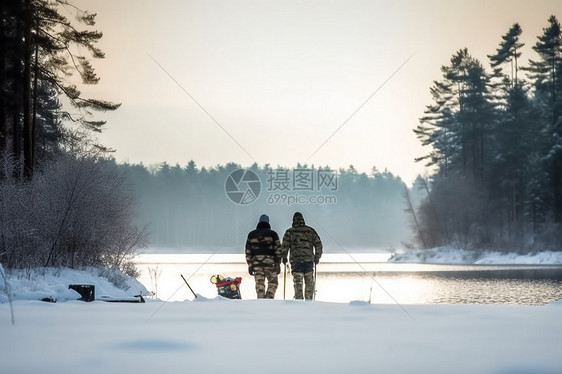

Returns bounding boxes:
[99,294,145,303]
[69,284,95,302]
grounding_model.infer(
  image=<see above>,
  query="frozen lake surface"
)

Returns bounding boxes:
[134,253,562,305]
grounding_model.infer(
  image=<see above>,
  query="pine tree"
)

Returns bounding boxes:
[34,80,63,162]
[415,49,498,248]
[0,1,25,176]
[489,23,524,87]
[414,17,562,251]
[526,15,562,225]
[1,0,119,179]
[490,84,538,247]
[487,24,534,248]
[416,48,496,183]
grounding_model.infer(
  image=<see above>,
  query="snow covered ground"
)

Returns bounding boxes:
[1,264,562,373]
[1,298,561,374]
[389,247,562,265]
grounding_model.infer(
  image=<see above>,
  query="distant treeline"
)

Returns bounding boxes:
[414,16,562,251]
[119,162,412,251]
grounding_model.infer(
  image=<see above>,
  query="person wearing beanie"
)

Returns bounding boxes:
[245,214,282,299]
[281,212,323,300]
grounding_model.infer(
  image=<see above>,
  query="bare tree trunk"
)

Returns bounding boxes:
[0,5,6,157]
[22,0,33,180]
[403,183,427,248]
[10,2,23,181]
[31,18,39,166]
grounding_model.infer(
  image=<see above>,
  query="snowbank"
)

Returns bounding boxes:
[1,297,561,374]
[0,266,147,303]
[389,247,562,265]
[474,251,562,265]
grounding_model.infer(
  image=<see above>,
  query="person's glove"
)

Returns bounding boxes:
[282,258,287,265]
[314,258,320,265]
[275,263,281,275]
[248,266,254,276]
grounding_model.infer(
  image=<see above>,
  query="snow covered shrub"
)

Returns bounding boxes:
[0,154,41,268]
[35,152,148,269]
[95,266,136,291]
[118,260,141,278]
[0,150,148,270]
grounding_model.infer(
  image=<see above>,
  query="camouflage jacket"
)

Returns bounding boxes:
[281,214,323,265]
[245,222,282,268]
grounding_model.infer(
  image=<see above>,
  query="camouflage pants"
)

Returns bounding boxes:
[292,272,315,300]
[253,267,279,299]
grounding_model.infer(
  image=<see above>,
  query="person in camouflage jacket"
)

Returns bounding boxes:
[245,214,282,299]
[281,212,323,300]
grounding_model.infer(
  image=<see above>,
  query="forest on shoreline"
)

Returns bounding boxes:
[413,16,562,252]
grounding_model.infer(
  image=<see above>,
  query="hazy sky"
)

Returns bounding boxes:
[71,0,561,184]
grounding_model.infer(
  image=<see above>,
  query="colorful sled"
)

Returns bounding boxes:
[210,274,242,299]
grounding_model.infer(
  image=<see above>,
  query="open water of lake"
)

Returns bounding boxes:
[133,253,562,305]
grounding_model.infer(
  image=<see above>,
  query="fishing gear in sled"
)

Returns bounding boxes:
[210,274,242,299]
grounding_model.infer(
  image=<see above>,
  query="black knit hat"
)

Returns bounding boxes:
[259,214,269,223]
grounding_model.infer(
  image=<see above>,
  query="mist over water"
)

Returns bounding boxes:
[122,164,415,250]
